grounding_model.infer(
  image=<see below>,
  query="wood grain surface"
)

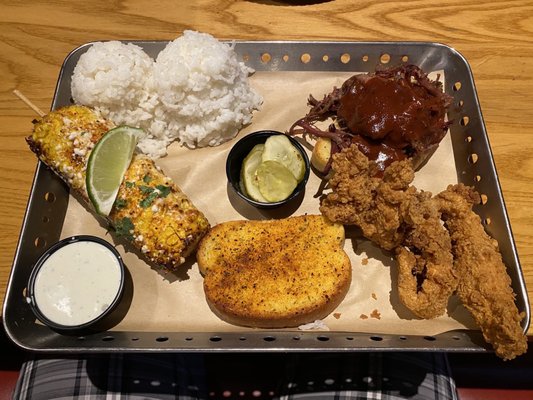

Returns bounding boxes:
[1,0,532,335]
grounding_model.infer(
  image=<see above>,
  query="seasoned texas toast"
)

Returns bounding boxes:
[197,215,351,328]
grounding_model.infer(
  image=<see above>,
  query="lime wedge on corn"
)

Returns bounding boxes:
[86,126,144,216]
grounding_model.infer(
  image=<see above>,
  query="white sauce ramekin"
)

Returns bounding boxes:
[27,236,125,331]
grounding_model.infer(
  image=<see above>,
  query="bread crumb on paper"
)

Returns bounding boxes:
[372,292,377,300]
[298,320,330,331]
[359,314,369,320]
[371,309,381,319]
[333,312,341,319]
[361,258,369,265]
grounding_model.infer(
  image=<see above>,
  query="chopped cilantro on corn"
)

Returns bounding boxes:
[26,105,210,271]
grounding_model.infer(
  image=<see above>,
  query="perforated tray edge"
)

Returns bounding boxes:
[4,40,529,353]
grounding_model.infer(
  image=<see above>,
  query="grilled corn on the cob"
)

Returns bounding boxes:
[27,105,210,271]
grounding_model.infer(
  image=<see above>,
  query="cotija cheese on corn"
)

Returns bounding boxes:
[27,105,210,271]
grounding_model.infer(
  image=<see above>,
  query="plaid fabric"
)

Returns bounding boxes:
[13,352,457,400]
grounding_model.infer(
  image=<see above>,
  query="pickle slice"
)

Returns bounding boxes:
[256,160,298,202]
[262,135,306,182]
[240,144,267,202]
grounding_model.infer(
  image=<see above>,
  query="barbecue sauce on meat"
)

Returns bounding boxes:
[289,64,452,176]
[335,70,450,175]
[338,74,434,145]
[347,134,406,177]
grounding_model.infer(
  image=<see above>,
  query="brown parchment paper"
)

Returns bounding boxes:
[60,71,477,335]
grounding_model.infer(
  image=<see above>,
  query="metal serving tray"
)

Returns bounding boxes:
[4,41,530,353]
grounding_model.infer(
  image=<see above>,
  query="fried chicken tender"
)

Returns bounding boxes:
[320,145,527,359]
[320,146,456,318]
[397,192,456,319]
[437,184,527,360]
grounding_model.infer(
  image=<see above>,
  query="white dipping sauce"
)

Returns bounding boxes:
[33,240,122,326]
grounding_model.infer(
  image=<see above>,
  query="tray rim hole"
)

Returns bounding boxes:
[300,53,311,64]
[261,52,271,63]
[34,237,46,248]
[44,192,56,203]
[380,53,391,64]
[340,53,350,64]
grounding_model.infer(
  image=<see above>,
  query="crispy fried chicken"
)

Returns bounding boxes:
[320,145,527,359]
[396,192,456,319]
[320,145,416,250]
[437,184,527,360]
[320,146,456,318]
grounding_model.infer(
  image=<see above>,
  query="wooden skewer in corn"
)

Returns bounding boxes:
[20,92,211,271]
[13,90,45,117]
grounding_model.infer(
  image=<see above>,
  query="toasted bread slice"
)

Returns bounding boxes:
[197,215,351,328]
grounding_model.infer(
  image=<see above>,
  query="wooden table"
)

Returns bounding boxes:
[1,0,532,334]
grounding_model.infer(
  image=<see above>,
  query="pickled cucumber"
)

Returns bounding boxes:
[256,160,298,202]
[240,144,267,202]
[262,135,306,182]
[239,135,305,203]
